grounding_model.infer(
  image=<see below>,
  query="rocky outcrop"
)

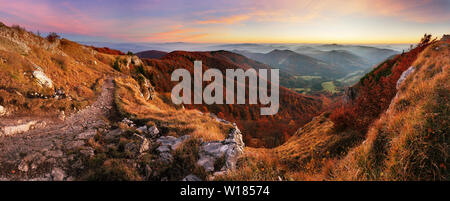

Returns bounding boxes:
[157,135,191,151]
[122,55,143,70]
[131,56,143,66]
[197,124,244,173]
[387,66,416,114]
[148,125,160,138]
[396,66,415,90]
[136,74,155,101]
[32,66,53,88]
[136,124,160,138]
[125,134,150,155]
[156,135,191,164]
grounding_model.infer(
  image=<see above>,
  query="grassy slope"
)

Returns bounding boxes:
[331,40,449,181]
[0,23,116,117]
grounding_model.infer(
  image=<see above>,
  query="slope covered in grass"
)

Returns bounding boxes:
[0,23,116,117]
[331,39,449,181]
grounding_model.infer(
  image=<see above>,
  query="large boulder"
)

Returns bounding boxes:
[197,124,244,173]
[32,66,53,88]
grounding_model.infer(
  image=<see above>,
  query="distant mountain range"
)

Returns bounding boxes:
[78,41,405,54]
[234,49,347,79]
[234,45,398,77]
[80,41,399,94]
[300,44,399,66]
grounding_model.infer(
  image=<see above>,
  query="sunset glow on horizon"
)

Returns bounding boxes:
[0,0,449,44]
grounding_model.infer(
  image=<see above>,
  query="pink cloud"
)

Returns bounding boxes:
[366,0,450,23]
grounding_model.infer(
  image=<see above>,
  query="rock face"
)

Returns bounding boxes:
[396,66,415,90]
[32,66,53,88]
[197,124,244,173]
[387,66,416,114]
[137,74,155,101]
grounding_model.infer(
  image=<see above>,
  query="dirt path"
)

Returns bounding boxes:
[0,78,117,180]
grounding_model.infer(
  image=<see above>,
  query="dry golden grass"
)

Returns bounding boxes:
[114,76,232,141]
[0,23,116,117]
[217,113,361,181]
[214,147,283,181]
[330,40,449,181]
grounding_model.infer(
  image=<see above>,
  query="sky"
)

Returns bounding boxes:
[0,0,449,44]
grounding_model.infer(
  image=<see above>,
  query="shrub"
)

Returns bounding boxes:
[136,65,145,75]
[46,32,60,42]
[11,24,26,34]
[113,59,120,71]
